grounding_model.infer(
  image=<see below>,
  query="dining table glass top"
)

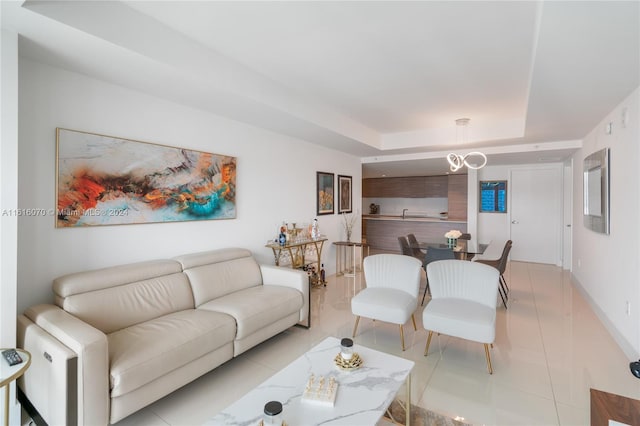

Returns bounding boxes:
[411,239,488,255]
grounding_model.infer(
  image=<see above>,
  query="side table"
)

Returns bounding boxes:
[0,349,31,426]
[333,241,369,278]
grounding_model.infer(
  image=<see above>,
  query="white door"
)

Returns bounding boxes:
[509,166,562,265]
[562,163,572,270]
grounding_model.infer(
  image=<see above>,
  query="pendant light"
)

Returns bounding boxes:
[447,118,487,172]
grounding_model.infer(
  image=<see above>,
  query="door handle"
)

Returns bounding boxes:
[511,220,519,224]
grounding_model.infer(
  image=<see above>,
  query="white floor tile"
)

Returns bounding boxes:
[555,402,589,426]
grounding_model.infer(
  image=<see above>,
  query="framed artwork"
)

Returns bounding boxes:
[479,180,507,213]
[316,171,334,215]
[56,128,236,227]
[338,175,352,214]
[583,147,610,234]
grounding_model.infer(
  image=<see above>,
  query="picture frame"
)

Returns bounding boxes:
[316,171,334,215]
[479,180,507,213]
[583,147,610,234]
[56,128,236,227]
[338,175,352,214]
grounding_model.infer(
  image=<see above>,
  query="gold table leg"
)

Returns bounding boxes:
[406,373,411,426]
[383,373,411,426]
[4,383,9,426]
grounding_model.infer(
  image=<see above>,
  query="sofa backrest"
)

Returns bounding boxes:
[173,248,263,308]
[52,259,192,334]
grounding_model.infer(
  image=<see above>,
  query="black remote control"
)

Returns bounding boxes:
[2,349,23,366]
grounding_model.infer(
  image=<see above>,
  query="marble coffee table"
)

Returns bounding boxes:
[207,336,414,425]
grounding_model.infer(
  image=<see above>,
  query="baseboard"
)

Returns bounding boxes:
[571,273,639,360]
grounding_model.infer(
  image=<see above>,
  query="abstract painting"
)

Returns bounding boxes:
[338,175,352,214]
[316,171,334,215]
[56,128,236,227]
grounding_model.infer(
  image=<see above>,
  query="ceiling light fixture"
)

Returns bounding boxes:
[447,118,487,172]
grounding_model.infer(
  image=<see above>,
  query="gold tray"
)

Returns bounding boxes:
[334,352,363,371]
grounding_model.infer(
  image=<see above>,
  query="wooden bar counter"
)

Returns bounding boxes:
[363,215,467,252]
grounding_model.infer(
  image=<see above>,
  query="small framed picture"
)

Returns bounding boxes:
[479,180,507,213]
[316,172,334,215]
[338,175,352,214]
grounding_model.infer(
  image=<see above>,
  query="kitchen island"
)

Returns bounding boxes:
[363,214,467,252]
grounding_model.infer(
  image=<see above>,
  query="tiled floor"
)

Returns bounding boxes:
[98,260,639,425]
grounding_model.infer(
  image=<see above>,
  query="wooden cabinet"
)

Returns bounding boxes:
[447,174,468,220]
[363,176,448,198]
[364,218,467,252]
[425,175,448,197]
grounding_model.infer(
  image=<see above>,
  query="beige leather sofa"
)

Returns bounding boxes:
[17,248,308,425]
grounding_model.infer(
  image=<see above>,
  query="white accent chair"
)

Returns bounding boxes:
[423,259,500,373]
[351,254,423,351]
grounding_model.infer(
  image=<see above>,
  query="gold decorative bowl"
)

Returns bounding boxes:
[334,352,363,371]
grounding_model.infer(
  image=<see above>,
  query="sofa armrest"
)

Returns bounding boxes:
[23,304,109,426]
[260,265,309,323]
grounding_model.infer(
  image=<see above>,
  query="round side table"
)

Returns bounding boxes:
[0,349,31,426]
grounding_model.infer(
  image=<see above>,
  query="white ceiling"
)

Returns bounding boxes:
[3,1,639,177]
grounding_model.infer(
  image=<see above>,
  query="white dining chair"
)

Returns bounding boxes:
[423,259,500,373]
[351,253,423,351]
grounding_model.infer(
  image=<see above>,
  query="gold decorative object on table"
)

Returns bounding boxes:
[334,352,363,371]
[258,421,287,426]
[287,223,302,241]
[301,374,338,407]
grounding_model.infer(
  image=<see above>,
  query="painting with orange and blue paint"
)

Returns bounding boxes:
[56,128,236,227]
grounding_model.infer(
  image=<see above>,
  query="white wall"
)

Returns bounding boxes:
[562,162,573,270]
[16,58,362,313]
[571,86,640,359]
[1,28,21,426]
[1,30,19,346]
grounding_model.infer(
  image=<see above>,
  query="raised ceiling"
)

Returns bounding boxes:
[3,1,639,177]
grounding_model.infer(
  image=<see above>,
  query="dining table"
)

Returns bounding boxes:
[410,238,489,259]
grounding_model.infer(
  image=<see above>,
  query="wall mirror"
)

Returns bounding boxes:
[583,147,610,234]
[479,180,507,213]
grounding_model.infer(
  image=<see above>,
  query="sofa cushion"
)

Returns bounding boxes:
[108,309,235,397]
[198,285,303,339]
[53,260,194,334]
[53,259,183,297]
[175,248,263,307]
